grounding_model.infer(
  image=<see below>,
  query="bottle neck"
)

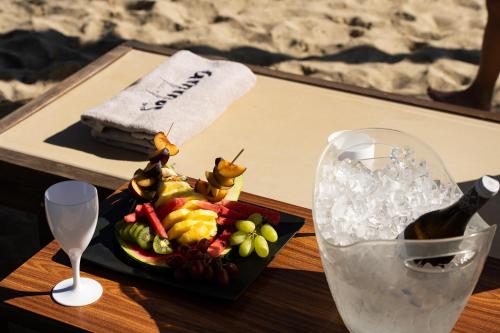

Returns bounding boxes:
[453,185,489,217]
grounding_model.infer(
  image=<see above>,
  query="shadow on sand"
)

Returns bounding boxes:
[0,28,482,117]
[0,29,480,83]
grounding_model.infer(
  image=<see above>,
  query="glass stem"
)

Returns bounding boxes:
[70,255,81,290]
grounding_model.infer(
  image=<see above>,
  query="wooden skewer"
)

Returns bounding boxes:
[231,148,244,164]
[166,122,174,136]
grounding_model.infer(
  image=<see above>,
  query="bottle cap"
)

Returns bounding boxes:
[475,176,500,198]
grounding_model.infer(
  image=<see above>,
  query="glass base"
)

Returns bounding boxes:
[52,277,102,307]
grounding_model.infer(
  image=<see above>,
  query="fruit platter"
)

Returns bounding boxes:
[82,131,305,300]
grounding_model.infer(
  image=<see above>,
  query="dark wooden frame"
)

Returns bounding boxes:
[1,41,500,191]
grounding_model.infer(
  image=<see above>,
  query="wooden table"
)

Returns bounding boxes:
[1,190,499,333]
[1,42,500,332]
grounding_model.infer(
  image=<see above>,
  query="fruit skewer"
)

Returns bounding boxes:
[195,149,247,202]
[230,148,244,164]
[129,132,180,202]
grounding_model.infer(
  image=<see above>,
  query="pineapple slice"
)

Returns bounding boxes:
[167,219,200,239]
[187,209,218,221]
[161,208,192,230]
[177,220,217,245]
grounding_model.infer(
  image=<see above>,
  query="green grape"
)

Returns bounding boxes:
[254,235,269,258]
[230,230,248,246]
[235,220,256,233]
[238,237,254,257]
[260,224,278,243]
[247,213,263,226]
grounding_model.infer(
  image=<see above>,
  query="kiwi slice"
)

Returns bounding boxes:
[128,223,140,241]
[137,226,153,250]
[153,235,174,255]
[122,224,134,242]
[131,223,146,242]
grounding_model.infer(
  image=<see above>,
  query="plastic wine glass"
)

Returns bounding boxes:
[45,180,103,306]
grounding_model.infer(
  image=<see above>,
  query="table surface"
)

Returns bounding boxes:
[1,42,500,332]
[1,44,500,210]
[1,189,500,333]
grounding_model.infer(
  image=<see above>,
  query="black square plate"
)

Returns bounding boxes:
[82,191,305,300]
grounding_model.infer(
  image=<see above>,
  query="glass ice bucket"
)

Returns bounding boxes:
[312,129,496,333]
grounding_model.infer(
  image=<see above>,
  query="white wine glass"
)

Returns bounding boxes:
[45,180,103,306]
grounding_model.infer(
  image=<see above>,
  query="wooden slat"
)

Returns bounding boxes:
[453,256,500,333]
[1,188,499,332]
[0,147,127,191]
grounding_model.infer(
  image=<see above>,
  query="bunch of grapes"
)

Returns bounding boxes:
[167,238,239,286]
[229,213,278,258]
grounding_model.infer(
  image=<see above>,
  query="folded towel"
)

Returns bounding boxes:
[81,50,256,153]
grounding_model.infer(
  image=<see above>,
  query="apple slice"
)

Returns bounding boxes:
[215,158,246,178]
[147,148,170,165]
[153,132,179,156]
[135,176,158,188]
[129,179,156,201]
[196,180,226,202]
[153,132,169,150]
[194,179,210,197]
[206,186,227,203]
[212,170,235,187]
[133,169,158,188]
[205,171,232,190]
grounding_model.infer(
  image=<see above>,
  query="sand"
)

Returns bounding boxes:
[0,0,498,116]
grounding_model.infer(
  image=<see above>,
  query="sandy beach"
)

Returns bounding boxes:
[0,0,498,115]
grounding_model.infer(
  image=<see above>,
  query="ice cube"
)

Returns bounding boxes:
[315,146,461,246]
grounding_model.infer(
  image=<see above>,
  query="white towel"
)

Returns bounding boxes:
[81,50,256,153]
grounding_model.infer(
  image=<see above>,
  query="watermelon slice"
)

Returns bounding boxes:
[221,200,280,225]
[135,204,146,217]
[192,200,221,213]
[143,203,169,239]
[155,197,188,220]
[216,216,236,226]
[124,212,136,223]
[207,229,234,257]
[218,205,247,220]
[116,233,172,268]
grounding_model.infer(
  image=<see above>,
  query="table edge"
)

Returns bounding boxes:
[125,40,500,123]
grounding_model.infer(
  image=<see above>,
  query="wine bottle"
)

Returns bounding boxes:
[400,175,499,266]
